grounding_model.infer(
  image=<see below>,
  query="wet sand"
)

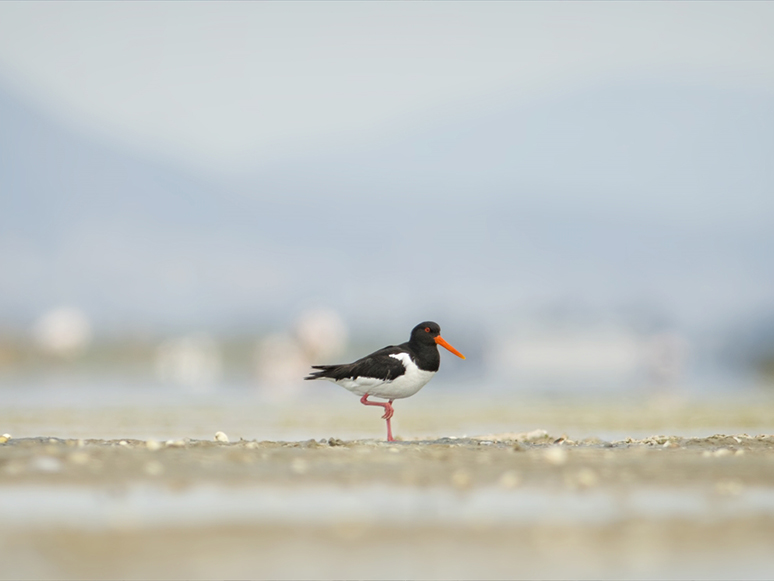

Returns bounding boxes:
[2,431,774,489]
[3,393,774,578]
[2,428,774,579]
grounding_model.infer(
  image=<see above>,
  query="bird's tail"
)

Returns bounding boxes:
[304,364,342,381]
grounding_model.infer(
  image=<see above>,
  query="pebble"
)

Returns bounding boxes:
[702,448,735,458]
[214,431,229,443]
[0,434,10,444]
[245,441,259,449]
[145,440,162,451]
[165,440,186,448]
[119,440,128,446]
[543,447,568,465]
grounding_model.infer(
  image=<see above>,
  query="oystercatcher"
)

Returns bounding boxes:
[304,321,465,441]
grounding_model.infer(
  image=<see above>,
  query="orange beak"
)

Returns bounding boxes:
[434,335,466,359]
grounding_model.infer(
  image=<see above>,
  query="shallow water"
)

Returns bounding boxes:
[4,483,774,529]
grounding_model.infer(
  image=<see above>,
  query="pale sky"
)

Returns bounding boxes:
[0,1,773,176]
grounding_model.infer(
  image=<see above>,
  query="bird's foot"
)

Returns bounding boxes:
[360,394,393,418]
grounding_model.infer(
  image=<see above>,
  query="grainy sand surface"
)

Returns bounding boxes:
[2,393,774,579]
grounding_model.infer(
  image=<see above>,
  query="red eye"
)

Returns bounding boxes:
[425,327,430,333]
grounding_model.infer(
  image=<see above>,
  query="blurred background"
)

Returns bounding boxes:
[3,4,774,580]
[1,1,773,406]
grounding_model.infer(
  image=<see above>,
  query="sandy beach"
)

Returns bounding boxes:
[2,395,774,579]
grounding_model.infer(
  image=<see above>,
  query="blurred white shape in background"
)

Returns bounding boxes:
[643,332,689,387]
[254,308,348,398]
[502,330,641,376]
[254,334,308,398]
[155,333,222,390]
[33,307,92,357]
[294,308,348,361]
[491,324,680,390]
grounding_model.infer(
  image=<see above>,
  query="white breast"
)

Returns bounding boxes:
[329,352,436,400]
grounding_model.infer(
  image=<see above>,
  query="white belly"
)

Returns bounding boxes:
[328,353,436,400]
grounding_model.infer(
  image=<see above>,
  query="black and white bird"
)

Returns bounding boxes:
[304,321,465,441]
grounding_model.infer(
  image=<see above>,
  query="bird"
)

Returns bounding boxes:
[304,321,465,441]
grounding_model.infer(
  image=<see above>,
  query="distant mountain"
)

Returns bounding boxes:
[242,80,774,326]
[1,79,773,334]
[0,83,279,329]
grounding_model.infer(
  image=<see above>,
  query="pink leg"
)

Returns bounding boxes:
[385,399,394,442]
[360,394,395,442]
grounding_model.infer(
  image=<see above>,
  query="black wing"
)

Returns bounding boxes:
[304,345,408,381]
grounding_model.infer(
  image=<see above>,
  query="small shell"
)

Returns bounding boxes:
[145,440,162,451]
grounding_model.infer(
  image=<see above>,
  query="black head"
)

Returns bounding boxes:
[410,321,442,344]
[409,321,465,359]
